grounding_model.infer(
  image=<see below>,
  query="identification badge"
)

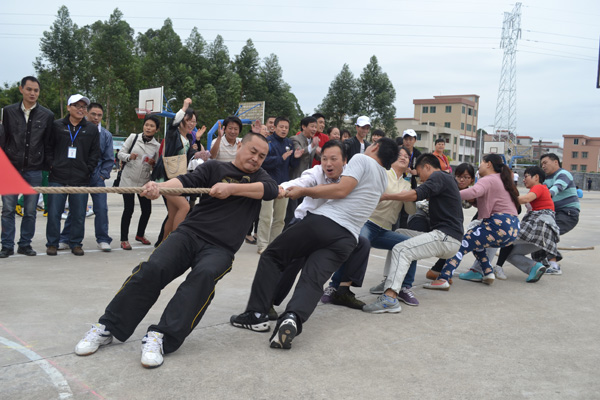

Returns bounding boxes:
[68,147,77,159]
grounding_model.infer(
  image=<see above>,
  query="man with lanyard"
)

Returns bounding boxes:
[0,76,54,258]
[432,138,451,173]
[45,94,100,256]
[58,103,114,252]
[343,115,371,161]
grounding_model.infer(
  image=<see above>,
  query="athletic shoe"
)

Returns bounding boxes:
[43,210,48,217]
[482,273,495,285]
[85,207,94,218]
[97,242,111,252]
[369,280,385,295]
[46,246,58,256]
[58,242,70,250]
[362,294,402,314]
[135,236,151,245]
[61,212,69,220]
[331,288,365,310]
[320,286,336,303]
[0,247,14,258]
[75,323,113,356]
[15,205,24,217]
[17,246,37,256]
[268,306,279,321]
[71,246,85,256]
[141,331,164,369]
[494,266,507,280]
[423,280,451,291]
[270,313,297,349]
[121,241,132,250]
[546,262,562,275]
[459,270,483,282]
[397,287,419,306]
[230,311,270,332]
[526,263,547,283]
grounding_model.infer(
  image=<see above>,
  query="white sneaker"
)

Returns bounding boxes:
[546,261,562,275]
[482,273,496,285]
[97,242,111,252]
[141,331,164,368]
[58,242,70,250]
[61,212,69,220]
[494,266,507,280]
[86,207,94,218]
[75,323,113,356]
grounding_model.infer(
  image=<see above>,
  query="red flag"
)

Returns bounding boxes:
[0,147,36,195]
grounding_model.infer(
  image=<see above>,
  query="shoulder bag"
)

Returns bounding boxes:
[113,133,139,187]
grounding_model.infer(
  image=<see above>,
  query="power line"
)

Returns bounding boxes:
[522,38,597,50]
[518,50,596,62]
[519,44,596,60]
[525,30,597,41]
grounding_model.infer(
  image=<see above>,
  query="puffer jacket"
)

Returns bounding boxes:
[118,133,160,187]
[1,102,54,171]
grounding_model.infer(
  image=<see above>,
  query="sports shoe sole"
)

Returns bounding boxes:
[75,336,113,356]
[270,319,297,349]
[482,275,495,285]
[230,317,270,332]
[527,266,547,283]
[362,306,402,314]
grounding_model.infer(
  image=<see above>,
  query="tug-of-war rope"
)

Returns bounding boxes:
[30,186,594,251]
[32,187,211,195]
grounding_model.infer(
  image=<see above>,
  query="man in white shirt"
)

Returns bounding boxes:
[209,116,243,162]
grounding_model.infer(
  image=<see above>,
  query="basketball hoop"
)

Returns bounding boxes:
[135,108,151,119]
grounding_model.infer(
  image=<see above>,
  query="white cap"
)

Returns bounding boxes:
[356,116,371,127]
[67,94,90,106]
[403,129,417,138]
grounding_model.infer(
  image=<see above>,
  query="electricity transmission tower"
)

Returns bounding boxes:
[493,2,522,156]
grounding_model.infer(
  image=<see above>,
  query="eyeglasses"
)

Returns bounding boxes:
[456,175,473,181]
[70,104,88,110]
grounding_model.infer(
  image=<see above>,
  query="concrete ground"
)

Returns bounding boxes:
[1,180,599,400]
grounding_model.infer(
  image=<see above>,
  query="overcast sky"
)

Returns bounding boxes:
[1,0,598,142]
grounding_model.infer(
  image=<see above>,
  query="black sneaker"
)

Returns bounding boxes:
[268,306,279,321]
[230,311,270,332]
[270,313,297,349]
[0,247,14,258]
[331,287,365,310]
[17,246,37,256]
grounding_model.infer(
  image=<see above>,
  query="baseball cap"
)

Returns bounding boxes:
[67,94,90,106]
[356,116,371,127]
[403,129,417,138]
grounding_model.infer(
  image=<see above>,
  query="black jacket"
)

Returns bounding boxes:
[1,102,54,171]
[48,116,100,186]
[152,119,195,181]
[343,136,371,161]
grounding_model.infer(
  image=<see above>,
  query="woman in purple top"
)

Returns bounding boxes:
[424,154,521,291]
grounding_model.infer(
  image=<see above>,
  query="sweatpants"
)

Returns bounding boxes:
[385,229,461,293]
[245,213,356,332]
[99,230,233,354]
[504,239,542,274]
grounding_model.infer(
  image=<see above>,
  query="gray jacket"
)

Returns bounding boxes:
[118,133,160,187]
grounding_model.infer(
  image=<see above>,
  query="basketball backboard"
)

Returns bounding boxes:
[237,101,265,122]
[138,87,164,114]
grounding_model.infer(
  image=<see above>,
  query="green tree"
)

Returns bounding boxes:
[0,81,22,110]
[35,5,81,117]
[234,39,263,102]
[259,54,302,130]
[317,63,358,130]
[357,55,397,136]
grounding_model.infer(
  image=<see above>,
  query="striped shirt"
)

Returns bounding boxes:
[544,168,580,211]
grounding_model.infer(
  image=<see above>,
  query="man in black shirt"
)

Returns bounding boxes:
[363,153,464,313]
[74,133,279,369]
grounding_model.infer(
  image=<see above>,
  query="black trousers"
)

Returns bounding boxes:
[245,213,356,332]
[99,231,233,354]
[120,194,152,241]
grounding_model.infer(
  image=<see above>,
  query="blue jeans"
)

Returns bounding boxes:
[60,176,112,244]
[46,182,88,248]
[359,220,417,288]
[1,170,42,248]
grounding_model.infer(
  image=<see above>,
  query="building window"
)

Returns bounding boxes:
[474,110,477,117]
[580,165,587,172]
[421,122,428,125]
[462,106,465,114]
[460,139,464,146]
[461,122,465,130]
[459,154,463,161]
[423,106,429,113]
[453,152,456,159]
[468,108,473,116]
[574,138,579,145]
[454,137,457,144]
[430,106,437,113]
[444,122,451,128]
[467,124,472,132]
[429,122,435,126]
[572,151,578,158]
[571,165,577,171]
[582,152,588,159]
[445,106,452,113]
[416,133,422,140]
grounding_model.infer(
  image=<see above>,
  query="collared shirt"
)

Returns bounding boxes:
[280,164,345,219]
[21,102,37,123]
[211,136,242,162]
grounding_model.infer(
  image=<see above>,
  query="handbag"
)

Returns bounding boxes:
[113,133,139,187]
[162,135,188,179]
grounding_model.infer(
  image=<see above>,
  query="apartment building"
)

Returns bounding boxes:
[563,135,600,173]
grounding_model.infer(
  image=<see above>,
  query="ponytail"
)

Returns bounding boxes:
[483,154,521,213]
